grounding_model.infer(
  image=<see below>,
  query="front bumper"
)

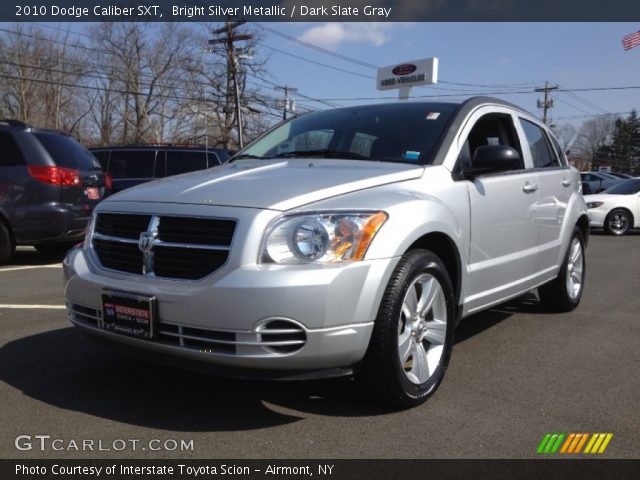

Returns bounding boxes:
[587,208,607,228]
[63,247,398,373]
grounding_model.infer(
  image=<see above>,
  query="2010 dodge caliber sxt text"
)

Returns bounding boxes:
[64,97,589,407]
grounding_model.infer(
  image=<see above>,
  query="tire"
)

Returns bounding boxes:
[538,227,586,312]
[0,221,15,265]
[34,241,77,256]
[356,249,455,408]
[604,209,631,236]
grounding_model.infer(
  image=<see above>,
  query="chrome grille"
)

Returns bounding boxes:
[96,213,151,240]
[92,213,235,280]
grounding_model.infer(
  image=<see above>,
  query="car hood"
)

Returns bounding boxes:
[105,159,425,211]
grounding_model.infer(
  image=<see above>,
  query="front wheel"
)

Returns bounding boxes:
[538,227,586,312]
[604,209,631,236]
[357,249,455,408]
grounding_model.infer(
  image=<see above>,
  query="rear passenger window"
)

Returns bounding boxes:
[34,133,100,170]
[549,135,567,166]
[166,151,208,176]
[520,119,559,168]
[0,132,24,166]
[108,150,155,179]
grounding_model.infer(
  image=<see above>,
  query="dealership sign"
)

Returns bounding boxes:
[377,57,439,99]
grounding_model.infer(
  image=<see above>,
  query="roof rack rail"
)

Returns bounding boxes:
[0,119,30,128]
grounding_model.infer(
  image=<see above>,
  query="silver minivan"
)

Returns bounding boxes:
[64,97,589,407]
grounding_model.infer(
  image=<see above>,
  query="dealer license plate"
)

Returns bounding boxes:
[101,290,156,339]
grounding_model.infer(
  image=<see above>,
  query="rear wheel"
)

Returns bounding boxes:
[0,221,15,264]
[604,209,631,236]
[538,227,585,312]
[357,249,455,408]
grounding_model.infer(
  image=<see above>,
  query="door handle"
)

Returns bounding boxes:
[562,179,572,187]
[522,183,538,193]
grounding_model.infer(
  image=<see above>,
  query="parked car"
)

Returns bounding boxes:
[91,145,231,193]
[584,177,640,235]
[0,120,110,263]
[608,172,634,180]
[64,98,589,407]
[580,171,622,194]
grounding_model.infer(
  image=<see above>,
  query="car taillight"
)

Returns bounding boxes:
[28,166,81,186]
[104,172,113,190]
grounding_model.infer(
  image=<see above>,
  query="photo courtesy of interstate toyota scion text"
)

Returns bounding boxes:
[63,97,589,408]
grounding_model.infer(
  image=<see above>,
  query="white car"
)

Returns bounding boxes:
[585,178,640,235]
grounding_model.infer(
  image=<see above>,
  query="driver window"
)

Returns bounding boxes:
[458,113,524,171]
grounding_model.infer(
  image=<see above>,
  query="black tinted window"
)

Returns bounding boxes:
[605,179,640,194]
[207,152,221,166]
[549,134,567,166]
[0,131,24,166]
[465,113,524,170]
[166,151,208,176]
[239,103,458,165]
[34,133,100,170]
[520,119,558,168]
[108,150,155,179]
[92,150,110,170]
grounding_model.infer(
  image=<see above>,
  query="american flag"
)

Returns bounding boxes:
[622,31,640,51]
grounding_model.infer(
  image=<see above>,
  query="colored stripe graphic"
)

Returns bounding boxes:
[539,433,613,454]
[537,433,565,454]
[574,433,589,453]
[537,434,552,454]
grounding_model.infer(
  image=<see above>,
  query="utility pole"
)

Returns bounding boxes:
[275,85,298,120]
[209,19,252,149]
[535,82,559,125]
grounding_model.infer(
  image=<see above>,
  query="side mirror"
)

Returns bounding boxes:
[463,145,522,179]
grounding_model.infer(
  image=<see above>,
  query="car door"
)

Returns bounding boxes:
[517,117,571,275]
[457,107,540,313]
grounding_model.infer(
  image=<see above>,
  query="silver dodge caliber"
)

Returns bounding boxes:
[64,97,589,407]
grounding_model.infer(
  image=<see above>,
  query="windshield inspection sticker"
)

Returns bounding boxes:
[402,151,421,161]
[426,112,441,120]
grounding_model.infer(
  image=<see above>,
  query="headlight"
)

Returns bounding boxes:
[586,201,604,209]
[261,211,388,264]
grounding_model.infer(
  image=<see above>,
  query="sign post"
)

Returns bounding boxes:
[376,57,439,100]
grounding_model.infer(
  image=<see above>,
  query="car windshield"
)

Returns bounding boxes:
[234,103,458,166]
[604,178,640,194]
[35,132,101,170]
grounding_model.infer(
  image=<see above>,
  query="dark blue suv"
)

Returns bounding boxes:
[0,120,110,263]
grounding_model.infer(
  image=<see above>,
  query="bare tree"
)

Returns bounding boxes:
[573,114,617,163]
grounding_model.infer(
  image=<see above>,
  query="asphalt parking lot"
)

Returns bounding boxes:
[1,233,638,459]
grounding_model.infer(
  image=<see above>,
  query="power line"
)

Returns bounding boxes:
[260,44,376,80]
[256,24,379,70]
[554,95,595,117]
[563,91,609,114]
[554,110,635,121]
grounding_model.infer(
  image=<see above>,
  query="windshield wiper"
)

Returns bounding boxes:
[271,149,368,160]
